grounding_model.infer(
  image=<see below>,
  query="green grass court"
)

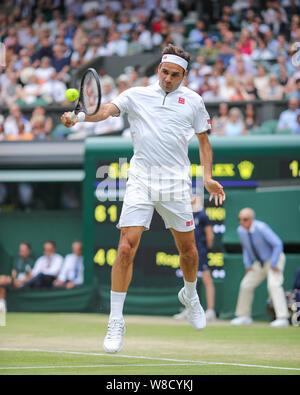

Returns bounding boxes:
[0,313,299,375]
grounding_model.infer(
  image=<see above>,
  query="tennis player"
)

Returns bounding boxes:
[61,44,225,353]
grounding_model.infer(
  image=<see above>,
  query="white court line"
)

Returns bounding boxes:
[0,363,199,371]
[0,348,299,372]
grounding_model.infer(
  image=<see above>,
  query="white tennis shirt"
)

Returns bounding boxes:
[112,81,211,184]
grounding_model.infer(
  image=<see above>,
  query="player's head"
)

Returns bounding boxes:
[158,44,190,93]
[238,207,255,230]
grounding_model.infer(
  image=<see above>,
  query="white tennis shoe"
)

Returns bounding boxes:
[103,318,126,353]
[230,316,253,326]
[178,288,206,330]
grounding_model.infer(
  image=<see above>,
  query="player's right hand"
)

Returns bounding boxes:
[61,112,77,128]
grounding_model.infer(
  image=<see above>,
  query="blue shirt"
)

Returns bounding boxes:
[237,220,283,269]
[193,209,211,249]
[277,109,300,134]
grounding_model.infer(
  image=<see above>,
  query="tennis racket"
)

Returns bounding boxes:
[70,68,101,122]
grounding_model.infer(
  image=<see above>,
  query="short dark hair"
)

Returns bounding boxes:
[162,44,191,65]
[44,241,56,248]
[20,242,31,250]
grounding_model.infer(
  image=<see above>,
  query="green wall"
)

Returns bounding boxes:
[0,210,82,265]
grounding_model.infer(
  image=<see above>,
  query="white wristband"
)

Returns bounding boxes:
[77,112,86,122]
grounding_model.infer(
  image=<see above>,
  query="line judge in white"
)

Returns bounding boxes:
[62,44,225,353]
[23,241,63,289]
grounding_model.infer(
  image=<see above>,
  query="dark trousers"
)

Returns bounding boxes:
[23,273,56,289]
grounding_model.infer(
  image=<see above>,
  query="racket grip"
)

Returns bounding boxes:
[70,111,77,122]
[70,111,86,122]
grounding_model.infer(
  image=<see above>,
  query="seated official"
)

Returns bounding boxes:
[53,241,84,289]
[0,242,34,311]
[23,241,63,289]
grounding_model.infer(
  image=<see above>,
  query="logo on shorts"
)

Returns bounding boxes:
[186,220,193,227]
[178,97,185,104]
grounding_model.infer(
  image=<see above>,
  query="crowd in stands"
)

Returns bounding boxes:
[0,0,300,140]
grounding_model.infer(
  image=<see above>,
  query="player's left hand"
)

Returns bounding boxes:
[205,179,225,206]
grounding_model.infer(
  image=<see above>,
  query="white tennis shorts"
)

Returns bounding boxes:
[117,175,195,232]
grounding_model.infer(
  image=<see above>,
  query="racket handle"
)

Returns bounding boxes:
[70,111,85,122]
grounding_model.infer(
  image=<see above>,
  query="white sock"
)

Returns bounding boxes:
[184,279,198,299]
[0,299,6,310]
[109,291,127,320]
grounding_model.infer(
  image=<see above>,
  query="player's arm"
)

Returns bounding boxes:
[204,225,214,249]
[61,103,120,128]
[196,132,225,206]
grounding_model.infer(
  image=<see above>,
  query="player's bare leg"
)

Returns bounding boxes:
[111,226,144,292]
[103,226,144,353]
[171,229,206,330]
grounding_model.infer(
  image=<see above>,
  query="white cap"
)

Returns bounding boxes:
[161,54,188,71]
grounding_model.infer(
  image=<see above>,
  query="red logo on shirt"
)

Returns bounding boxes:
[186,220,193,227]
[207,119,211,124]
[178,97,185,104]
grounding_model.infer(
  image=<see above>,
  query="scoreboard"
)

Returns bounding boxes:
[83,135,300,306]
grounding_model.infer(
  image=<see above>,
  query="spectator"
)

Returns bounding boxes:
[82,35,108,63]
[70,42,88,68]
[18,75,47,106]
[202,81,224,102]
[35,56,55,85]
[51,44,70,74]
[3,104,31,138]
[219,73,237,101]
[5,121,34,141]
[0,123,5,141]
[116,74,130,95]
[289,78,300,100]
[23,241,63,289]
[137,23,153,51]
[117,13,133,40]
[30,114,50,140]
[244,103,259,132]
[31,107,53,136]
[277,97,300,134]
[53,241,84,289]
[211,102,229,136]
[0,71,23,106]
[217,42,234,68]
[271,55,294,79]
[198,37,219,64]
[127,31,145,56]
[32,36,53,64]
[231,208,290,328]
[220,107,247,136]
[254,64,269,93]
[18,55,36,85]
[0,242,34,311]
[106,31,128,57]
[251,38,275,61]
[259,74,285,100]
[295,113,300,134]
[244,75,260,100]
[187,20,206,48]
[39,70,68,104]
